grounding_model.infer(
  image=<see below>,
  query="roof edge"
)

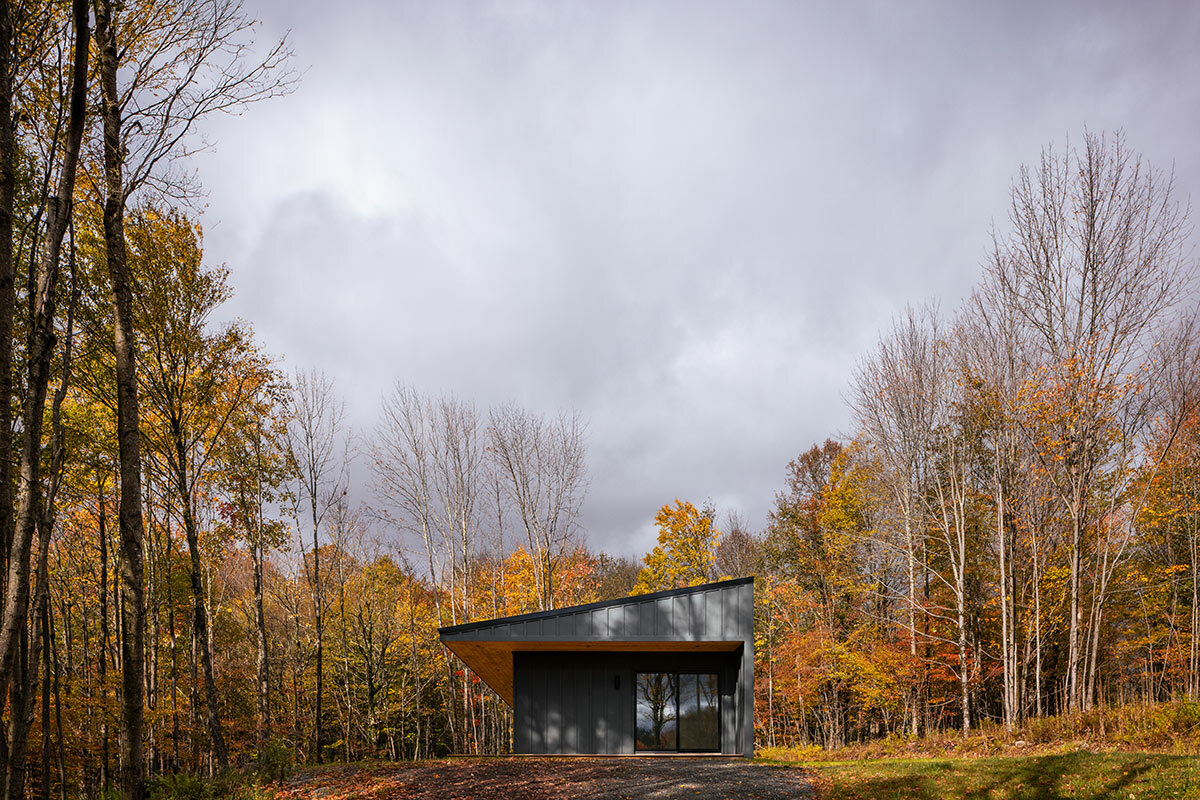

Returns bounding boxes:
[438,575,754,637]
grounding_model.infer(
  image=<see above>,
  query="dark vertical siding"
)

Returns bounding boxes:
[741,581,755,756]
[514,651,743,755]
[619,661,634,754]
[513,657,528,752]
[526,655,543,753]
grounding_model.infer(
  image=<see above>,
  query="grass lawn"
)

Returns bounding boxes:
[775,752,1200,799]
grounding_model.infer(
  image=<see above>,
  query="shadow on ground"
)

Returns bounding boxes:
[810,752,1200,799]
[279,758,814,800]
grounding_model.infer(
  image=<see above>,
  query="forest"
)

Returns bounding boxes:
[0,0,1198,799]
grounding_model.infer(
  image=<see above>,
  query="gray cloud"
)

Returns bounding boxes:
[195,0,1200,556]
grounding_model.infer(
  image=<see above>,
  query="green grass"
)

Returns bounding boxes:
[767,752,1200,799]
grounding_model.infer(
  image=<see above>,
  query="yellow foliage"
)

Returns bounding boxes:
[631,500,721,594]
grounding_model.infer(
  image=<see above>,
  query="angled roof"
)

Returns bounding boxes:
[439,576,754,705]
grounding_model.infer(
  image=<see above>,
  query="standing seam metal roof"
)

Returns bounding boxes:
[437,575,754,637]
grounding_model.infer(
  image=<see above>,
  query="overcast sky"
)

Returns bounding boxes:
[195,1,1200,558]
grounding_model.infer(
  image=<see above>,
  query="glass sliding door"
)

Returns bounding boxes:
[678,673,720,751]
[635,672,719,752]
[635,673,677,750]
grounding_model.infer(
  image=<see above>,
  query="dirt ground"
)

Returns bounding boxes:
[276,758,815,800]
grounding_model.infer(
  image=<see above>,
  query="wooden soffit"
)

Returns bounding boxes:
[441,640,743,707]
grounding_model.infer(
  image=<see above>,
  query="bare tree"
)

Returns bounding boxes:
[715,510,762,580]
[371,387,442,613]
[286,369,348,762]
[88,0,294,201]
[850,303,947,735]
[959,286,1037,728]
[984,130,1195,711]
[369,386,487,751]
[434,396,486,623]
[488,405,588,611]
[370,387,489,620]
[924,330,976,735]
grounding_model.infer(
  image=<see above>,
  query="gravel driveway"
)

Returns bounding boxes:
[282,758,815,800]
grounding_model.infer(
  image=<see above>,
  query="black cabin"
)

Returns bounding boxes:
[438,576,754,756]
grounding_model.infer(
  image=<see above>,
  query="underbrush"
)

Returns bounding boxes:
[757,699,1200,761]
[146,774,274,800]
[145,738,296,800]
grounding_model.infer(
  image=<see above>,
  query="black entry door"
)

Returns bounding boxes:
[635,672,719,752]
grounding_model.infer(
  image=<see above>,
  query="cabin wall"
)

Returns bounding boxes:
[513,650,743,755]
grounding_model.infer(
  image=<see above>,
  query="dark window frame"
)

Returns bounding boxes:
[633,670,721,753]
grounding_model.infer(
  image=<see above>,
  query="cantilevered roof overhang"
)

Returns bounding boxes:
[438,576,754,706]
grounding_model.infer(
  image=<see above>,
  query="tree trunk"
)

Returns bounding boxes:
[177,490,229,771]
[0,0,15,598]
[98,478,110,790]
[902,501,919,736]
[997,481,1016,731]
[50,604,66,800]
[169,556,179,773]
[311,496,323,762]
[251,532,269,757]
[338,571,349,761]
[1191,527,1199,700]
[292,611,302,762]
[93,1,146,795]
[40,601,50,800]
[1067,507,1083,711]
[11,225,79,800]
[957,598,971,735]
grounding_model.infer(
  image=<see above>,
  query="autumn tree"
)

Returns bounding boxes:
[593,554,642,600]
[286,369,348,762]
[88,0,291,791]
[632,500,721,594]
[216,341,288,759]
[0,3,88,796]
[958,284,1037,728]
[985,131,1195,711]
[762,442,904,747]
[850,304,949,734]
[134,207,270,770]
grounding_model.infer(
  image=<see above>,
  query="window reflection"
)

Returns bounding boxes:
[678,673,719,751]
[635,672,718,751]
[635,672,677,750]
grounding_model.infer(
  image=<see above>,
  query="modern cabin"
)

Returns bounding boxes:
[438,576,754,756]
